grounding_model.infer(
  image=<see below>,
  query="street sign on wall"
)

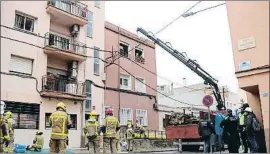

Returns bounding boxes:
[202,95,214,107]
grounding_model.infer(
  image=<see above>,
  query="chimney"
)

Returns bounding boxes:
[171,83,174,95]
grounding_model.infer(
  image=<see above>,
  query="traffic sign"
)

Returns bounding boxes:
[202,95,214,107]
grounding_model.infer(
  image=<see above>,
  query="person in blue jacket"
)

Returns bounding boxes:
[215,112,225,152]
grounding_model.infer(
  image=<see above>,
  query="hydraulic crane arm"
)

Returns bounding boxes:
[137,27,225,110]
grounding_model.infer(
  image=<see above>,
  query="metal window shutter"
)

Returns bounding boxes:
[10,56,33,74]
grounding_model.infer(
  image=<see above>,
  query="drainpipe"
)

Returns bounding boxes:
[117,27,121,119]
[80,100,84,148]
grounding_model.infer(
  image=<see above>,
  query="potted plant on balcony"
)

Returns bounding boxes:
[47,0,56,6]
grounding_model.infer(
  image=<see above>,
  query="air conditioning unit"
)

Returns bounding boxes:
[70,24,80,37]
[68,61,78,79]
[66,83,77,94]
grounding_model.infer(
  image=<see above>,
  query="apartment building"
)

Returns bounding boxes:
[1,1,105,148]
[226,1,269,152]
[157,83,245,131]
[104,21,159,130]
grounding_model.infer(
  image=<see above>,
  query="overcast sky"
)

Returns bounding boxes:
[105,1,239,93]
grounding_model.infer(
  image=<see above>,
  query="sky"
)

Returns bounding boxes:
[105,1,239,93]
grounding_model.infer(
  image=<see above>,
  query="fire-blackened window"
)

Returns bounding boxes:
[135,48,145,63]
[119,43,129,58]
[4,101,40,129]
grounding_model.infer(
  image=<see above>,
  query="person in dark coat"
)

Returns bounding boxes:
[244,107,259,153]
[220,109,240,153]
[198,113,214,153]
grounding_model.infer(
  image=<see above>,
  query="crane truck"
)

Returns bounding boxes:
[137,27,227,151]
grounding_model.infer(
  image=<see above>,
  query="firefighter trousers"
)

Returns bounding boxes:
[103,137,117,153]
[88,139,100,153]
[49,139,67,153]
[127,139,134,151]
[116,139,121,152]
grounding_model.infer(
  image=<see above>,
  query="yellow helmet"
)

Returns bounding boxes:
[90,110,98,116]
[56,102,66,111]
[5,111,12,117]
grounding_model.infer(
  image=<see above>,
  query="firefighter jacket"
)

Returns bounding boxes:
[0,115,10,153]
[0,115,9,140]
[84,121,99,140]
[33,135,44,149]
[103,116,119,138]
[49,110,71,140]
[6,117,15,137]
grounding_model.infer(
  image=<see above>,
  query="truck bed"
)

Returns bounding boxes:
[166,124,200,139]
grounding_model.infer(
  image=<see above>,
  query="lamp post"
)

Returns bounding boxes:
[182,3,226,18]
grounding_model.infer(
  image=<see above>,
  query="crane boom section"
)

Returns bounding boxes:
[137,27,224,110]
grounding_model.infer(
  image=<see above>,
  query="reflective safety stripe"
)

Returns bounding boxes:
[51,133,68,136]
[239,113,245,125]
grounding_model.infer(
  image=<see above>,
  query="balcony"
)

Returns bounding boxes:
[135,56,145,64]
[44,32,87,62]
[41,75,86,101]
[46,0,88,26]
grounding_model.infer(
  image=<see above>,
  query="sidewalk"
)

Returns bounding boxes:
[70,148,178,153]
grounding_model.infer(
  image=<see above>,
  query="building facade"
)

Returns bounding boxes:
[226,1,269,152]
[157,83,245,131]
[104,21,159,130]
[1,1,105,148]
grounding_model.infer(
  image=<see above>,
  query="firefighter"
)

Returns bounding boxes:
[26,131,44,152]
[4,111,15,153]
[84,110,100,153]
[0,101,10,153]
[49,102,72,153]
[125,120,134,152]
[100,107,120,153]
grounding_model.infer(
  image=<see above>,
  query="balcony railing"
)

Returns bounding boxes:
[44,32,87,56]
[41,75,85,96]
[135,56,145,64]
[47,0,87,19]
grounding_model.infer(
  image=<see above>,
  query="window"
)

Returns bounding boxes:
[10,55,33,75]
[120,74,131,90]
[160,86,165,91]
[93,47,100,75]
[120,108,133,125]
[136,109,148,126]
[119,43,129,58]
[95,1,100,8]
[14,13,35,32]
[87,11,93,37]
[69,114,77,129]
[45,113,51,129]
[85,80,92,111]
[135,77,146,93]
[135,48,145,63]
[45,113,77,130]
[4,101,40,129]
